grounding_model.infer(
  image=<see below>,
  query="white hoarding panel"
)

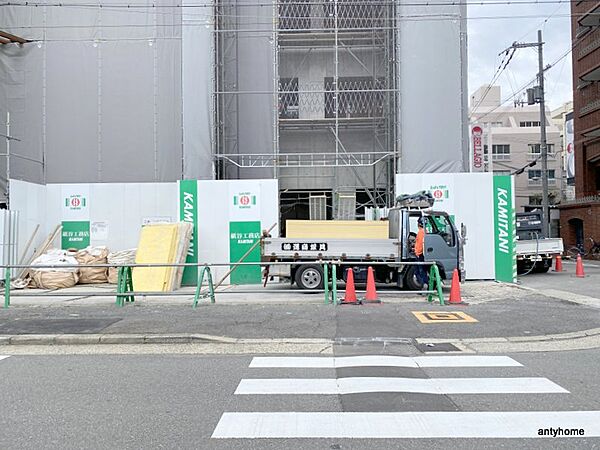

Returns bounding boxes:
[396,173,495,280]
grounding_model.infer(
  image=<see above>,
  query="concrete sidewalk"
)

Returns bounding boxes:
[1,275,600,354]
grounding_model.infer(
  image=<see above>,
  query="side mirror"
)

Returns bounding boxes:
[461,223,467,241]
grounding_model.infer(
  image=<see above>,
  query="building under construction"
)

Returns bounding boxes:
[0,0,468,222]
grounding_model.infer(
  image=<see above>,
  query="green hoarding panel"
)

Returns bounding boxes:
[229,221,261,285]
[493,176,517,283]
[180,180,198,285]
[61,221,90,250]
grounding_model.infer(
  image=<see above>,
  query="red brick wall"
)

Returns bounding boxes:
[559,203,600,250]
[571,1,600,196]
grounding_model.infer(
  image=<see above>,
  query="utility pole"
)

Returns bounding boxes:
[501,30,549,237]
[536,30,549,239]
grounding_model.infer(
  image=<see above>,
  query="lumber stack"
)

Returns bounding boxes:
[132,222,193,292]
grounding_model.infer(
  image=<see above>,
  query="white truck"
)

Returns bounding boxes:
[261,194,464,290]
[515,212,563,273]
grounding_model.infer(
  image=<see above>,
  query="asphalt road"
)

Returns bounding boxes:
[518,259,600,299]
[2,346,600,449]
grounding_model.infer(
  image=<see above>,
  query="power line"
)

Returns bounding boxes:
[472,36,581,123]
[0,0,598,7]
[0,11,583,33]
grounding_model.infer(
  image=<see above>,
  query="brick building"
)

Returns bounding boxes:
[560,1,600,252]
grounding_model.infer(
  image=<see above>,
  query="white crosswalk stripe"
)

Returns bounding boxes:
[213,354,593,440]
[235,376,569,395]
[212,411,600,439]
[249,355,523,368]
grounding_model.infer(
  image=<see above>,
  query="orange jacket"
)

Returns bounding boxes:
[415,228,425,256]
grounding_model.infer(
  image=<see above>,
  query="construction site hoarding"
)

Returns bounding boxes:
[396,173,516,282]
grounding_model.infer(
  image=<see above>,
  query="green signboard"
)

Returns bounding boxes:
[493,176,517,283]
[229,221,261,285]
[179,180,198,285]
[61,221,90,250]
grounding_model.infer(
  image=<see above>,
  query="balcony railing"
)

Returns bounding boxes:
[492,154,511,161]
[527,152,556,160]
[528,179,557,186]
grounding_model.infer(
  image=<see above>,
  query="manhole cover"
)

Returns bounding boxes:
[416,343,460,353]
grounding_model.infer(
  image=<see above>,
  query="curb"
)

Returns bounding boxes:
[416,327,600,353]
[0,333,333,346]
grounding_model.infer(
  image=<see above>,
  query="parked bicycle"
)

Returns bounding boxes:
[566,237,600,260]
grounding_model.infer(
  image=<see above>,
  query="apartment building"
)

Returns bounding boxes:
[470,86,563,219]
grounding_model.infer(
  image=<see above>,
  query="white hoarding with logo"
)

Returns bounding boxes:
[396,173,516,281]
[184,179,279,284]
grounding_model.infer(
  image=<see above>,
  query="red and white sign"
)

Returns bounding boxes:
[471,124,484,172]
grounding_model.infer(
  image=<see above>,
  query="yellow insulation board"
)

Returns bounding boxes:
[286,220,389,239]
[132,224,180,292]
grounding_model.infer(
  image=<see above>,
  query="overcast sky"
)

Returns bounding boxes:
[468,1,573,111]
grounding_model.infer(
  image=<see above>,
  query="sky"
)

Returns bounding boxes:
[468,1,573,110]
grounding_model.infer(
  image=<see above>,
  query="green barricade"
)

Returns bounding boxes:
[427,264,445,306]
[193,265,215,308]
[115,266,135,307]
[323,262,337,305]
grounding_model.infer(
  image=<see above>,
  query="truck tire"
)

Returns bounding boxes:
[533,260,551,273]
[295,265,324,290]
[404,266,424,291]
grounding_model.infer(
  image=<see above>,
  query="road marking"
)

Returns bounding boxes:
[0,356,10,362]
[249,355,522,369]
[235,377,568,395]
[212,411,600,438]
[412,311,478,323]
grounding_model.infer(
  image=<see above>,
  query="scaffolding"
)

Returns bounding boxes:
[215,0,399,218]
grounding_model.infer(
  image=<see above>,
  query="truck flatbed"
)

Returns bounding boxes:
[262,237,400,261]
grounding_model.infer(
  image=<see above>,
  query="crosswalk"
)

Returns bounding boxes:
[212,354,600,440]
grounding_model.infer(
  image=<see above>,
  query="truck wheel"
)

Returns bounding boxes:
[404,266,424,291]
[295,265,324,290]
[533,261,550,273]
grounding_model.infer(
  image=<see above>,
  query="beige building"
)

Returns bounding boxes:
[470,85,563,215]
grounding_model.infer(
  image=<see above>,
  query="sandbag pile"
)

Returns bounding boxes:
[30,249,80,289]
[75,246,109,284]
[107,249,137,284]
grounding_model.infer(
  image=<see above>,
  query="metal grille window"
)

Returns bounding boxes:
[324,77,384,119]
[279,78,299,119]
[492,144,511,160]
[519,121,541,127]
[323,0,385,30]
[279,0,311,30]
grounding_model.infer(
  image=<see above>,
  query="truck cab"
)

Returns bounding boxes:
[389,207,461,290]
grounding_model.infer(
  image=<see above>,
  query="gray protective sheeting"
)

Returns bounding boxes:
[183,0,214,180]
[397,0,468,173]
[0,0,185,199]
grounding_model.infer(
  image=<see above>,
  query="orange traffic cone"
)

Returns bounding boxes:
[554,255,563,272]
[363,266,380,303]
[576,255,585,278]
[448,269,464,305]
[340,268,358,304]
